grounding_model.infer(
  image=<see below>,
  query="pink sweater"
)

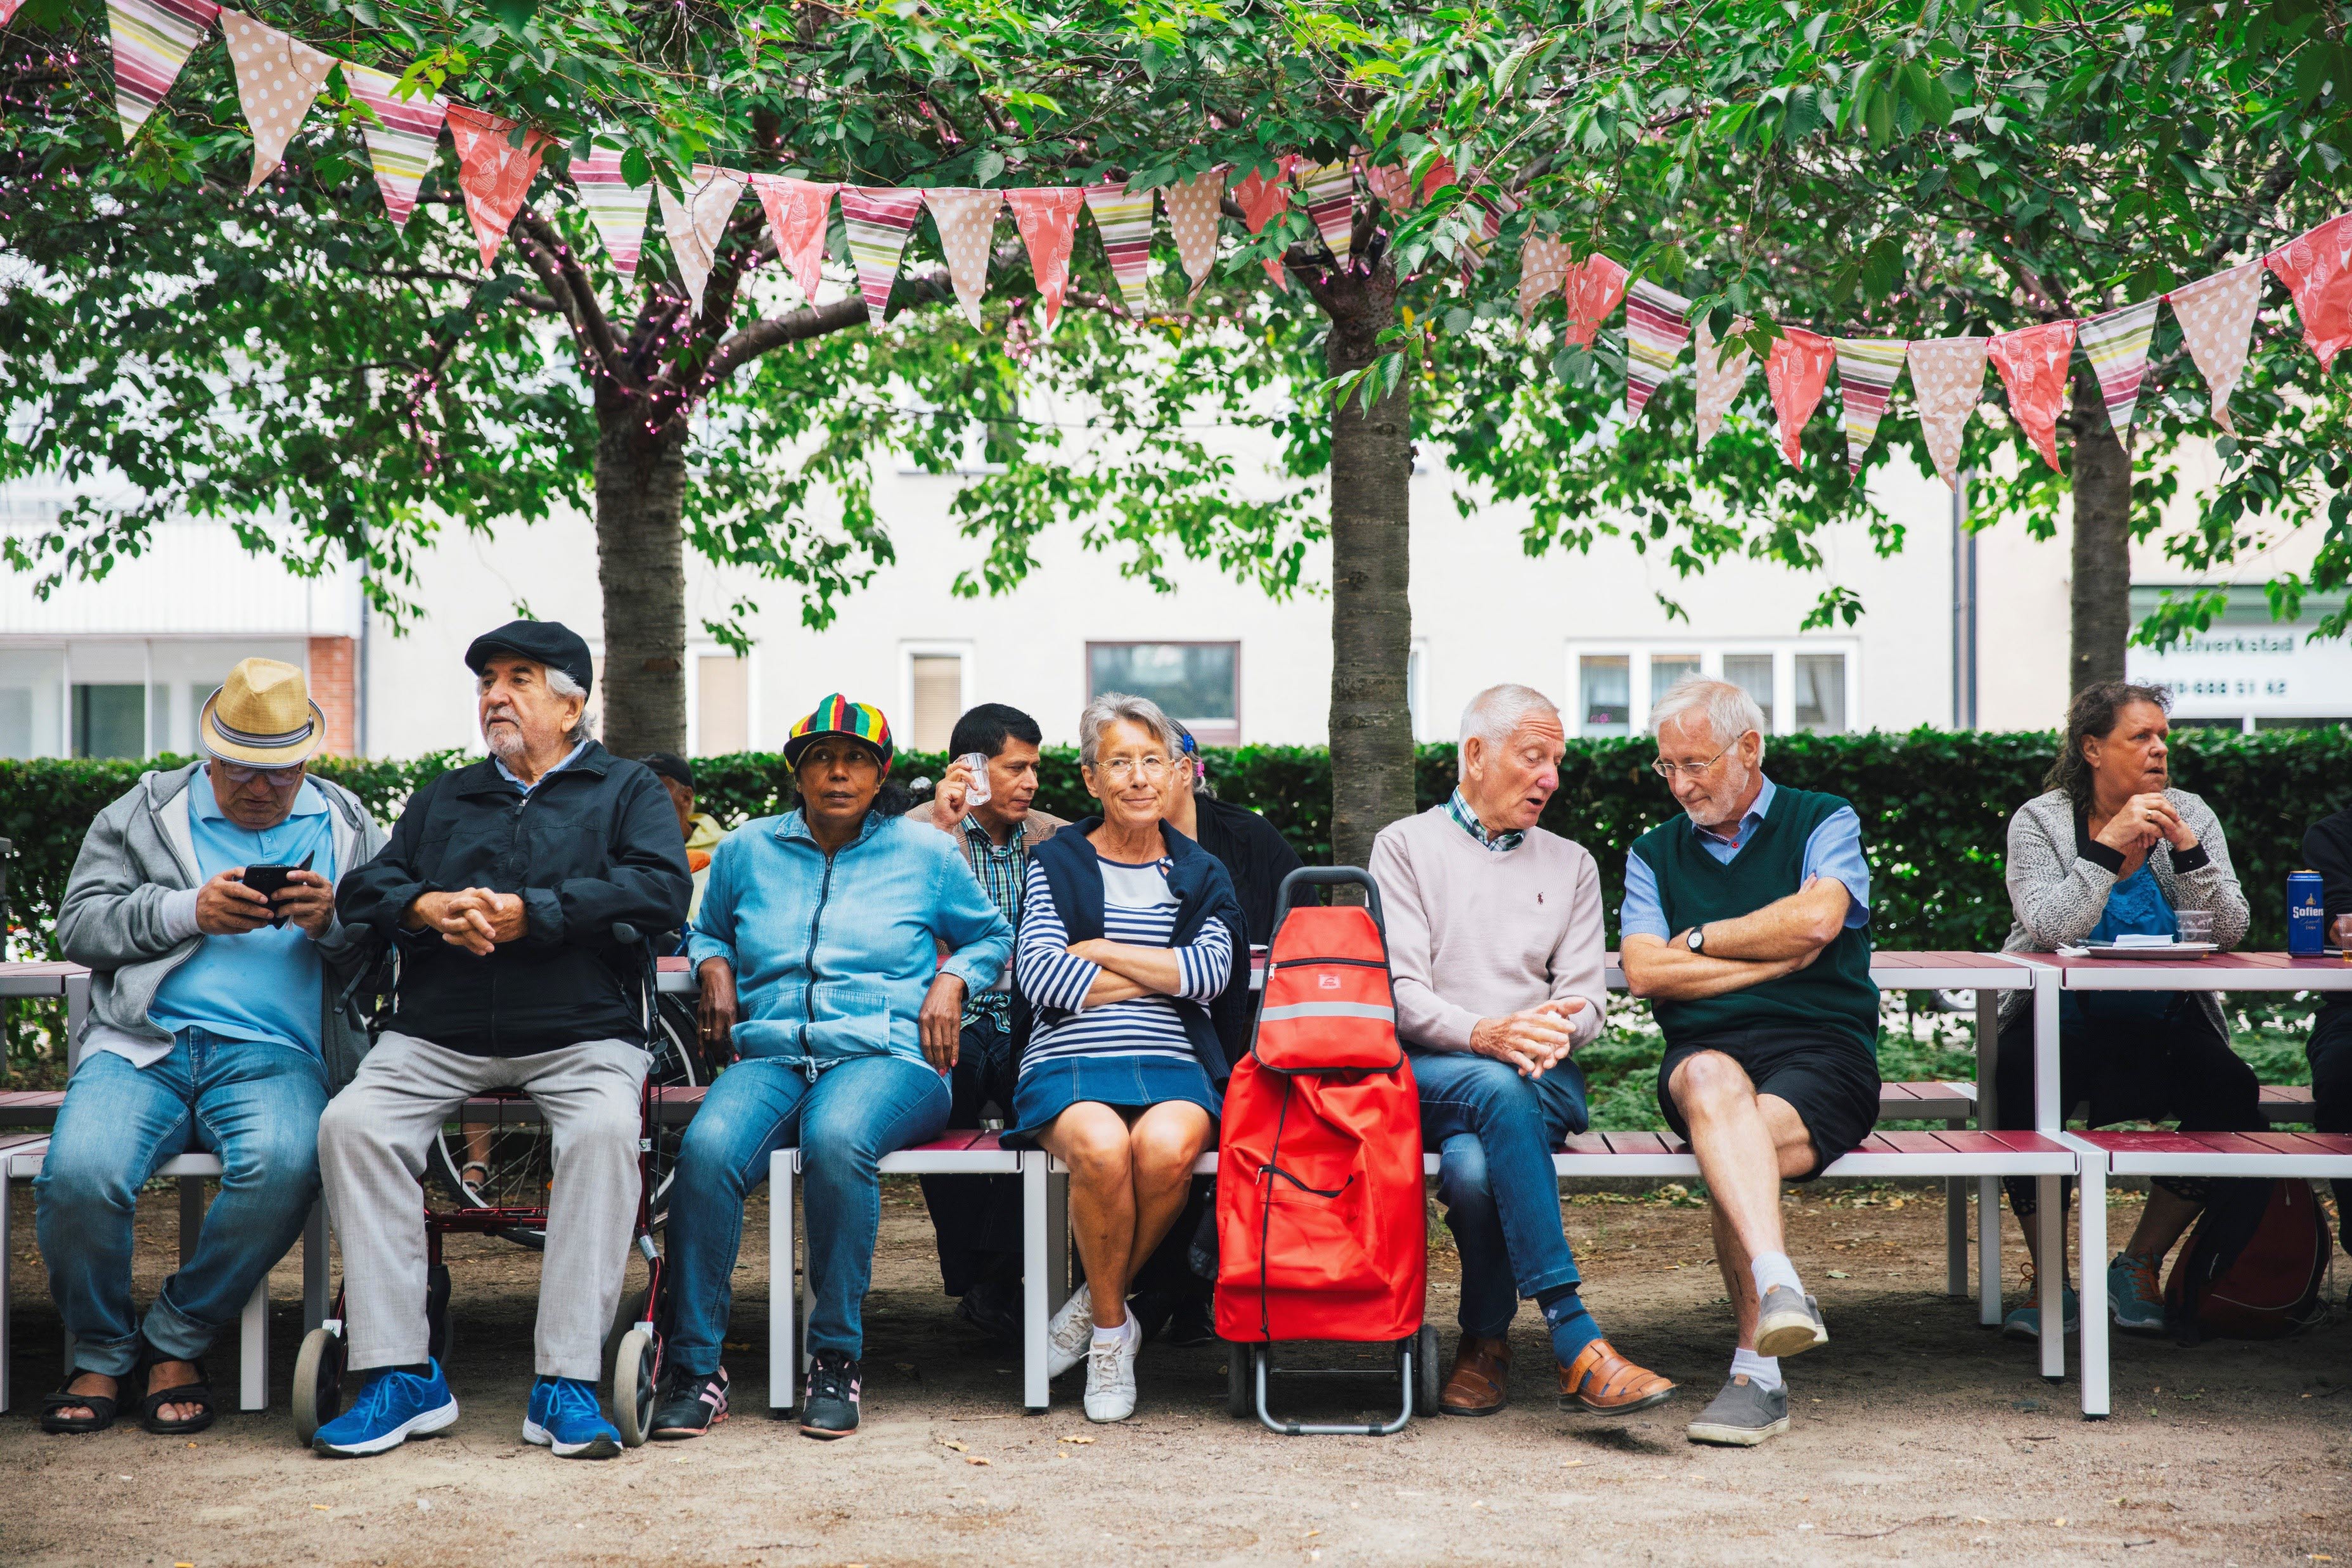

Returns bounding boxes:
[1366,806,1610,1053]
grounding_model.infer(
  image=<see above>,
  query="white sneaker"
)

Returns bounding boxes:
[1083,1322,1139,1422]
[1046,1283,1095,1378]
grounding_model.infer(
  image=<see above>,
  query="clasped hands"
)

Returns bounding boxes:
[406,888,529,955]
[2095,792,2198,858]
[1468,997,1588,1079]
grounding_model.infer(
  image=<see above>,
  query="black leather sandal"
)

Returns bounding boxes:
[40,1372,122,1434]
[138,1361,217,1436]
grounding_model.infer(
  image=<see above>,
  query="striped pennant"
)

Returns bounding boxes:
[1560,254,1629,347]
[108,0,220,144]
[444,103,551,270]
[2165,262,2265,434]
[571,146,650,283]
[2076,297,2161,444]
[922,188,1001,328]
[1295,160,1355,268]
[1163,167,1227,304]
[1516,235,1575,329]
[655,164,748,319]
[219,8,333,193]
[1764,327,1835,466]
[748,174,835,308]
[1987,319,2079,473]
[342,61,447,231]
[1693,316,1754,447]
[1832,337,1908,475]
[1004,186,1085,328]
[1624,278,1693,421]
[2265,212,2352,373]
[1083,180,1157,316]
[1906,337,1989,490]
[1232,160,1294,291]
[838,186,924,328]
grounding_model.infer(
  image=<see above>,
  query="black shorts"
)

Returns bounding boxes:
[1656,1025,1881,1181]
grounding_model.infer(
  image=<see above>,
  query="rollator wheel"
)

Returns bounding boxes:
[1412,1325,1441,1418]
[293,1325,345,1445]
[612,1327,656,1448]
[1224,1341,1254,1419]
[603,1286,650,1384]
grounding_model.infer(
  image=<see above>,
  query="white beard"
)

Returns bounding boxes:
[485,722,527,764]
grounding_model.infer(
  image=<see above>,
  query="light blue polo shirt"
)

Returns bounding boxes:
[147,769,338,1056]
[1619,775,1872,940]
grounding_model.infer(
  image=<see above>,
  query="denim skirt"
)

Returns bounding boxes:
[1002,1053,1221,1149]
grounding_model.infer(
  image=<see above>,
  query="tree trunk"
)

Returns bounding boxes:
[2067,369,2133,697]
[1321,259,1417,873]
[593,401,690,756]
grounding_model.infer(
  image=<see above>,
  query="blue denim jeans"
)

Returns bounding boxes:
[1410,1048,1590,1338]
[664,1053,950,1372]
[35,1027,326,1376]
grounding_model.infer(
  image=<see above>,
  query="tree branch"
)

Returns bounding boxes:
[510,208,632,390]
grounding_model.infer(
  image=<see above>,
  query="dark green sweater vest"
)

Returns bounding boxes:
[1629,784,1879,1055]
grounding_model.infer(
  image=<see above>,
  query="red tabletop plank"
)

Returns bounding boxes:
[1598,1131,1689,1156]
[2259,1084,2317,1104]
[2235,1130,2352,1155]
[1557,1133,1618,1156]
[2079,1129,2230,1154]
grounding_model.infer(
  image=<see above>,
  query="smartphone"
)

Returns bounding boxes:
[239,852,314,927]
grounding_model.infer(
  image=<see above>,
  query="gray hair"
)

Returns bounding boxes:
[1458,683,1558,750]
[1651,676,1766,754]
[1079,691,1179,768]
[546,666,598,748]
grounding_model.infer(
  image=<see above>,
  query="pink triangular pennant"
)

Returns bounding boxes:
[1831,338,1908,476]
[1988,319,2080,472]
[1163,167,1227,304]
[655,164,749,319]
[748,174,837,309]
[218,8,333,194]
[1516,235,1575,328]
[1693,316,1754,447]
[922,188,1001,328]
[2265,212,2352,373]
[2076,297,2162,445]
[1359,160,1414,212]
[1559,254,1629,347]
[1906,337,1990,490]
[1,0,25,23]
[443,103,552,270]
[340,61,447,231]
[2165,262,2265,435]
[1083,181,1157,316]
[837,186,924,329]
[1232,160,1295,290]
[1004,186,1085,328]
[108,0,221,143]
[1764,327,1835,466]
[1295,160,1355,269]
[570,146,650,283]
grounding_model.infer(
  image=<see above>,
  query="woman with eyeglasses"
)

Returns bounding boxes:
[1008,692,1247,1422]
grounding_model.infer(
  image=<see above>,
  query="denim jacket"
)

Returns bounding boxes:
[686,808,1012,1073]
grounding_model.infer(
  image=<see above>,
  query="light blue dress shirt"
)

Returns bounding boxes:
[494,739,588,794]
[146,769,338,1056]
[1618,775,1871,941]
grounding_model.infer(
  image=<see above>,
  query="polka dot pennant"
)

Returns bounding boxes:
[1516,235,1574,329]
[1693,315,1754,448]
[2163,261,2263,434]
[922,188,1002,328]
[1906,336,1990,490]
[655,164,749,319]
[1163,167,1227,304]
[220,8,334,194]
[444,101,553,270]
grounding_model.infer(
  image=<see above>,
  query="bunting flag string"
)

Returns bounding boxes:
[109,0,221,143]
[1987,320,2079,472]
[1083,181,1158,316]
[219,8,333,194]
[1624,278,1693,421]
[1693,316,1753,447]
[1832,338,1908,477]
[748,174,837,309]
[1232,160,1295,290]
[1004,186,1086,328]
[1907,337,1990,491]
[572,146,651,284]
[1516,236,1576,329]
[1296,160,1356,269]
[656,164,747,318]
[837,185,922,329]
[1358,160,1415,213]
[2266,212,2352,373]
[444,103,551,270]
[2076,297,2161,444]
[1558,254,1629,348]
[922,188,1001,328]
[341,61,446,230]
[1163,167,1228,304]
[2164,262,2265,434]
[1765,328,1835,466]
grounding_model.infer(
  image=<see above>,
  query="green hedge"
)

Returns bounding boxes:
[8,729,2349,961]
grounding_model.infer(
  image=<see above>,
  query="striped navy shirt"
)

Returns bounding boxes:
[1015,854,1232,1074]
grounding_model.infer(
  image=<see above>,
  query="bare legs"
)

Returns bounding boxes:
[1668,1051,1816,1350]
[2018,1184,2204,1286]
[1038,1101,1214,1330]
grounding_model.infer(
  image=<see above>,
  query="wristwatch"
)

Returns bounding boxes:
[1686,925,1707,953]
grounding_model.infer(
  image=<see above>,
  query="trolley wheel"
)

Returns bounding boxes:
[1224,1341,1254,1419]
[1412,1325,1441,1417]
[293,1324,345,1445]
[612,1327,657,1448]
[603,1285,650,1382]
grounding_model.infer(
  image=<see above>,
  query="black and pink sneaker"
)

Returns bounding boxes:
[800,1352,861,1440]
[650,1366,728,1440]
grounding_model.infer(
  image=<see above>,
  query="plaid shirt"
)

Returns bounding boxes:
[960,813,1031,1030]
[1445,788,1526,854]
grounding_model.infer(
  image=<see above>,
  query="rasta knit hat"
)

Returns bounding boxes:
[784,694,894,771]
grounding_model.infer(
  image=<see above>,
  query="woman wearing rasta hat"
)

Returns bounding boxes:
[658,694,1013,1441]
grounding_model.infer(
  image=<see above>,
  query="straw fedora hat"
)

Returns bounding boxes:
[198,658,326,767]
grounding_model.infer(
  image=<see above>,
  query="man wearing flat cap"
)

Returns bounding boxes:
[42,658,385,1437]
[320,620,691,1460]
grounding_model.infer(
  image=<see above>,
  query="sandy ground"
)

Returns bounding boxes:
[3,1178,2347,1567]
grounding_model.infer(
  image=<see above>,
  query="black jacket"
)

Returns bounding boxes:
[2306,807,2352,1010]
[1190,795,1305,1054]
[338,743,692,1055]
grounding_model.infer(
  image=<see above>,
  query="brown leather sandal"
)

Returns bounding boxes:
[1439,1334,1511,1416]
[1558,1338,1676,1415]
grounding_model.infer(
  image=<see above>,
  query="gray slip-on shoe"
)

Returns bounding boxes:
[1686,1375,1790,1447]
[1754,1287,1828,1359]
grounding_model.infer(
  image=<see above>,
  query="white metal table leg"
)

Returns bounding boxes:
[2074,1141,2111,1419]
[0,1157,13,1414]
[1022,1152,1049,1412]
[2036,1178,2066,1381]
[769,1148,795,1412]
[238,1274,268,1411]
[1975,987,2002,1323]
[1045,1162,1070,1315]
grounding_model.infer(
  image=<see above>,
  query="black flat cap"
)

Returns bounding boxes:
[638,752,695,790]
[465,619,594,699]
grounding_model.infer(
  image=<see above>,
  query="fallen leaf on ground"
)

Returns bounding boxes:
[1827,1270,1851,1279]
[311,1505,330,1513]
[1057,1435,1095,1444]
[938,1438,968,1452]
[967,1457,992,1466]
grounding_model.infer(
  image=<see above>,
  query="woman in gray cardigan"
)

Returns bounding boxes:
[1993,681,2260,1342]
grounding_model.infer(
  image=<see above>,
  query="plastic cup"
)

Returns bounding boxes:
[2174,909,2213,945]
[955,752,991,807]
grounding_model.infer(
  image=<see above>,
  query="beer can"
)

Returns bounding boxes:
[2289,870,2327,956]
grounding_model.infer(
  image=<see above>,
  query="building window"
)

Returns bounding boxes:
[1088,642,1239,747]
[1565,643,1858,738]
[1794,653,1847,733]
[1722,653,1775,731]
[1578,655,1631,736]
[696,654,750,755]
[1650,653,1700,707]
[907,652,966,752]
[73,683,145,759]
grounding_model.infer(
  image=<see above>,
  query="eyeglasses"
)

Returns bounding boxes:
[216,761,307,788]
[1650,747,1732,781]
[1092,755,1169,781]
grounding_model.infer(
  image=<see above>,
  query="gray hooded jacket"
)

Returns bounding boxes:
[56,761,389,1086]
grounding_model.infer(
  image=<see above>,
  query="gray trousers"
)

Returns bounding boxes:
[318,1031,647,1380]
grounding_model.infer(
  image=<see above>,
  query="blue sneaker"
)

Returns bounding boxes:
[523,1376,621,1459]
[2108,1252,2169,1333]
[312,1362,459,1457]
[2002,1283,2081,1341]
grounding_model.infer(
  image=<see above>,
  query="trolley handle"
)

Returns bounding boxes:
[1272,866,1385,935]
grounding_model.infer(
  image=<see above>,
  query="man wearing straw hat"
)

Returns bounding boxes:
[42,658,385,1437]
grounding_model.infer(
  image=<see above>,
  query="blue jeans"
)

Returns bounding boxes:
[664,1053,950,1372]
[1411,1048,1589,1338]
[35,1027,326,1377]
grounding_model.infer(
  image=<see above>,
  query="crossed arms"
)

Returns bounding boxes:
[1619,877,1853,1001]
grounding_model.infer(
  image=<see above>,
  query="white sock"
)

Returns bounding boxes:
[1092,1315,1137,1349]
[1750,1251,1803,1301]
[1730,1347,1782,1392]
